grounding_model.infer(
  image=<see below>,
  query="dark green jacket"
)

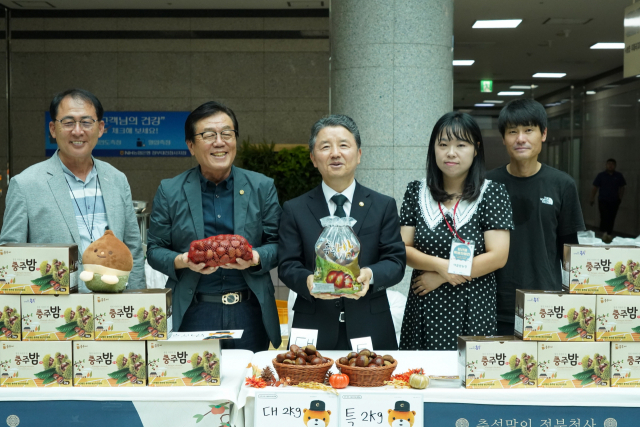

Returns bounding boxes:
[147,166,282,348]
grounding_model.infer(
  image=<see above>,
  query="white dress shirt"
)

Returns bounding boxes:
[321,180,356,217]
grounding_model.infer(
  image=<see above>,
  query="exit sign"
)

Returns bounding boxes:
[480,80,493,93]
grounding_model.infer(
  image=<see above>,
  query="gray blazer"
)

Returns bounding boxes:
[0,151,145,291]
[146,166,282,348]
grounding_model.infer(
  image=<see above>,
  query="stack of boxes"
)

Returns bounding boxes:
[0,243,222,388]
[459,244,640,389]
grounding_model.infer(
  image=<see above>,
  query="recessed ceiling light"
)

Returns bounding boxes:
[625,17,640,27]
[474,103,495,107]
[590,43,624,49]
[498,91,524,96]
[545,103,561,107]
[483,100,504,103]
[510,85,538,89]
[453,60,475,66]
[533,73,566,78]
[473,19,522,29]
[586,91,596,95]
[543,18,592,25]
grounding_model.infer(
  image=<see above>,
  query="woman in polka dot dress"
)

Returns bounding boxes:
[399,112,514,351]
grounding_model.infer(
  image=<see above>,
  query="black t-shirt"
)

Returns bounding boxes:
[486,164,585,323]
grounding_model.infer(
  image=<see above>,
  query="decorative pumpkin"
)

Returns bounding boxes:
[409,373,429,389]
[329,373,349,389]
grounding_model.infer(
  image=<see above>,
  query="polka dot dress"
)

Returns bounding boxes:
[398,179,514,351]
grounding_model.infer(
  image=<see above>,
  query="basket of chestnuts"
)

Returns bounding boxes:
[272,344,333,385]
[334,349,397,387]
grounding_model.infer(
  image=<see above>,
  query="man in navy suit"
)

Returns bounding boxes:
[278,115,406,350]
[147,101,281,352]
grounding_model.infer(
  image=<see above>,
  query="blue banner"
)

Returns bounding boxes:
[45,111,190,157]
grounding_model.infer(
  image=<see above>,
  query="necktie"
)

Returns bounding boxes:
[331,194,348,218]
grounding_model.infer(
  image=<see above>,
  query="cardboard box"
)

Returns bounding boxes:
[0,295,21,340]
[73,341,146,387]
[0,244,78,294]
[595,295,640,341]
[147,339,221,386]
[0,341,73,387]
[21,294,94,341]
[515,290,596,341]
[562,244,640,295]
[537,341,610,388]
[458,336,538,389]
[610,342,640,387]
[94,289,172,340]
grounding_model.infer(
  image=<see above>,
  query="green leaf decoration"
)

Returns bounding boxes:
[193,414,204,424]
[558,321,581,333]
[31,275,54,287]
[108,367,132,379]
[38,283,53,292]
[606,275,629,287]
[581,377,595,386]
[508,376,523,386]
[116,376,131,385]
[129,321,151,333]
[136,328,151,338]
[41,375,56,385]
[182,367,205,378]
[500,368,523,380]
[632,326,640,334]
[64,329,78,339]
[34,367,57,379]
[573,369,596,381]
[613,283,628,292]
[56,321,78,333]
[191,375,205,384]
[565,329,580,339]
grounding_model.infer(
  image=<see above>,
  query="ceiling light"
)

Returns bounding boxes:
[543,18,591,25]
[483,100,504,103]
[498,91,524,96]
[533,73,566,78]
[473,19,522,29]
[453,60,475,66]
[590,43,624,49]
[510,85,538,89]
[586,91,596,95]
[474,103,495,107]
[624,17,640,27]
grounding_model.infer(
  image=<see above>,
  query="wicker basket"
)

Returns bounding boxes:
[335,360,397,387]
[272,357,334,385]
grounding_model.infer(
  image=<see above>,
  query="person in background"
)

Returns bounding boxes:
[487,99,585,335]
[278,114,406,351]
[590,158,626,243]
[398,112,513,351]
[146,101,281,352]
[0,88,145,291]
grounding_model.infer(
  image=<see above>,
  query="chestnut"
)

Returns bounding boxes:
[349,358,357,367]
[338,357,349,365]
[347,352,358,359]
[282,359,294,365]
[369,351,377,359]
[290,344,301,353]
[372,357,384,366]
[284,351,296,360]
[384,360,392,366]
[304,345,317,355]
[314,351,322,359]
[275,353,286,363]
[295,357,307,365]
[355,355,369,367]
[382,355,395,362]
[310,357,323,365]
[297,351,308,359]
[359,349,371,357]
[367,362,377,367]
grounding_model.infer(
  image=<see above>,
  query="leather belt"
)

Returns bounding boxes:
[194,291,249,305]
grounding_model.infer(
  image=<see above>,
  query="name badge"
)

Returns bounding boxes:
[448,238,474,276]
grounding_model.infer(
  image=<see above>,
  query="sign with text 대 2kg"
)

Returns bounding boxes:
[45,111,190,157]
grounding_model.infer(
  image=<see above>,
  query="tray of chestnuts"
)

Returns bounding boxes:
[335,349,397,387]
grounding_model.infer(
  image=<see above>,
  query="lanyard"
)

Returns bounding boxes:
[438,200,466,244]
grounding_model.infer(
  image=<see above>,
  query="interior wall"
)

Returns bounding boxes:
[2,11,330,221]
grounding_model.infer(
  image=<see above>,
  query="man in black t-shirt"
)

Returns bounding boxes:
[590,158,626,243]
[487,99,585,335]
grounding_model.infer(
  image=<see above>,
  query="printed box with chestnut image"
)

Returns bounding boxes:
[94,289,172,340]
[21,294,94,341]
[0,341,73,387]
[610,342,640,387]
[0,295,21,341]
[458,336,538,389]
[147,339,221,386]
[595,295,640,341]
[515,290,596,341]
[537,341,610,388]
[73,341,146,387]
[0,244,78,295]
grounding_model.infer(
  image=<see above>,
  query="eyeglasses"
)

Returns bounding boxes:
[195,130,237,143]
[55,118,98,131]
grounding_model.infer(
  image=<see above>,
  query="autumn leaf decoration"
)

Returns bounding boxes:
[245,375,267,388]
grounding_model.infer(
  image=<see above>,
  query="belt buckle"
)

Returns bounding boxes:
[222,292,241,305]
[339,312,345,322]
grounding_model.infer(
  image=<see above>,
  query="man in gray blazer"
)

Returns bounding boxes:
[0,89,145,292]
[147,101,281,352]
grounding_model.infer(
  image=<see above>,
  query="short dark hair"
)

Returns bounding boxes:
[498,98,547,137]
[49,88,104,121]
[308,114,361,152]
[185,101,239,142]
[606,158,616,164]
[426,111,486,203]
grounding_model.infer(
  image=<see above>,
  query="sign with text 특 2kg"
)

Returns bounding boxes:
[45,111,190,157]
[625,2,640,77]
[340,393,423,427]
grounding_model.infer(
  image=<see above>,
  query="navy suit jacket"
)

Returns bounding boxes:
[278,182,406,350]
[147,166,282,348]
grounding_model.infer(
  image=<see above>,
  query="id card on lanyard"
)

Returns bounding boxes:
[439,200,475,277]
